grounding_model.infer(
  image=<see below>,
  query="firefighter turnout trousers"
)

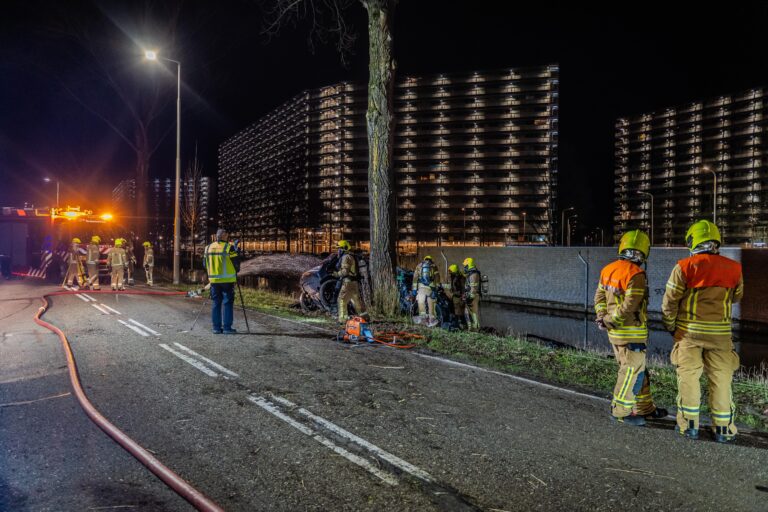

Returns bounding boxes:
[465,296,480,331]
[611,343,656,418]
[338,280,364,323]
[65,263,81,287]
[670,336,739,435]
[416,284,436,320]
[86,263,100,290]
[111,265,125,290]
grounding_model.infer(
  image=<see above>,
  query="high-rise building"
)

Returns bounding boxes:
[615,88,768,246]
[111,177,215,251]
[218,65,559,253]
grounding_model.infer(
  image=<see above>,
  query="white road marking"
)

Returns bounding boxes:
[100,304,122,315]
[73,294,90,303]
[173,343,239,378]
[248,395,398,486]
[159,344,219,377]
[118,319,150,337]
[91,304,111,315]
[80,293,97,302]
[270,395,435,483]
[127,318,161,336]
[415,353,607,402]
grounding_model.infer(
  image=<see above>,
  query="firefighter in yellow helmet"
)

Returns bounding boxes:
[85,235,102,290]
[447,264,467,329]
[107,238,128,291]
[64,237,85,288]
[462,258,482,331]
[124,238,137,286]
[142,241,154,286]
[595,230,666,426]
[332,240,367,324]
[662,220,743,442]
[412,255,440,327]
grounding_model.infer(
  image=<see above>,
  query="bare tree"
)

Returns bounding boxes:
[182,147,203,270]
[264,0,399,314]
[44,2,182,239]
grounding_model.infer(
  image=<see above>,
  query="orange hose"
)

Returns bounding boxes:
[34,292,224,512]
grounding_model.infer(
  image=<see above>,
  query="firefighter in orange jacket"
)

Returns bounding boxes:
[662,220,743,442]
[595,230,666,426]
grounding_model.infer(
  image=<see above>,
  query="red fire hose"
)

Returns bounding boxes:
[33,290,225,512]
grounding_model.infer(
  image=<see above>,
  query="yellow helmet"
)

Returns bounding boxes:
[337,240,351,251]
[71,237,81,244]
[686,220,721,251]
[91,235,101,243]
[143,241,151,247]
[114,239,124,247]
[463,257,475,270]
[618,230,651,259]
[448,264,459,273]
[423,255,433,261]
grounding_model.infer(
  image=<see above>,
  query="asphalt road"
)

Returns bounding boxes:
[2,279,768,511]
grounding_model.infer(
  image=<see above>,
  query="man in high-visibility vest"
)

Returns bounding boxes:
[662,220,743,442]
[332,240,367,324]
[412,255,440,327]
[64,238,85,288]
[107,238,128,291]
[142,241,154,286]
[595,230,666,426]
[203,228,240,334]
[463,257,482,331]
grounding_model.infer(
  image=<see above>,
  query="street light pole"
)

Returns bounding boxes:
[566,213,577,247]
[43,177,60,208]
[461,207,466,245]
[145,50,182,284]
[703,166,717,224]
[522,211,527,243]
[561,207,574,246]
[638,191,654,246]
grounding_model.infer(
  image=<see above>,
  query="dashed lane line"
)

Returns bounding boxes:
[80,293,97,302]
[100,304,121,315]
[270,395,435,484]
[73,293,90,303]
[172,343,238,378]
[159,343,219,377]
[127,318,161,336]
[118,319,150,337]
[247,395,399,486]
[91,303,111,315]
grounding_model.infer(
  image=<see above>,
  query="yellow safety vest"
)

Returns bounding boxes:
[204,242,238,283]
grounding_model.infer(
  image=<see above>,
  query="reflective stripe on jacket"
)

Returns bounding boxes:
[204,242,238,283]
[107,248,127,267]
[594,259,648,344]
[661,254,743,342]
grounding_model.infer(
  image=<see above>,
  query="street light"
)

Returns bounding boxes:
[566,212,578,247]
[145,49,182,284]
[561,207,574,246]
[702,165,717,224]
[43,177,59,208]
[638,190,654,246]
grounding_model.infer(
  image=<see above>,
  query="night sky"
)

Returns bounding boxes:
[2,1,768,237]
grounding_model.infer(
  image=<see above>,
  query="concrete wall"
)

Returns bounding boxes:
[0,222,28,268]
[417,246,768,324]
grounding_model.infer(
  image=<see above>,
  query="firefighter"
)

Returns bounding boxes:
[595,230,666,426]
[203,228,239,334]
[412,255,440,327]
[332,240,367,324]
[64,238,84,288]
[463,257,481,331]
[125,238,137,285]
[107,238,128,291]
[85,235,101,290]
[447,264,467,329]
[662,220,743,442]
[142,241,154,286]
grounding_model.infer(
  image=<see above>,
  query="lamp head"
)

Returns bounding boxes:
[145,50,158,61]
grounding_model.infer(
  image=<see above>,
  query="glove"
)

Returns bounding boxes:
[595,317,607,331]
[602,317,616,330]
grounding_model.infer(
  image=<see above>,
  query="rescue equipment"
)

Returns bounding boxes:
[336,316,422,349]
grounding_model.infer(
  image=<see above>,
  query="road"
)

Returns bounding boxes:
[1,279,767,511]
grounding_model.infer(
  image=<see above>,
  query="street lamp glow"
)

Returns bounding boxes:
[100,213,113,221]
[145,50,158,61]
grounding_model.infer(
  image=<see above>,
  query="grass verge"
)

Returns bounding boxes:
[171,284,768,431]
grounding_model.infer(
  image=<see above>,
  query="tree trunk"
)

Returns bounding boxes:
[362,0,398,315]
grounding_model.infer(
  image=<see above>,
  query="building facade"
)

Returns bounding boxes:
[111,177,215,252]
[615,88,768,246]
[218,65,559,253]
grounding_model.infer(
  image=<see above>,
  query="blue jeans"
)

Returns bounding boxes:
[210,283,235,331]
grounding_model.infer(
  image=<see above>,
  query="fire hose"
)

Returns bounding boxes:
[33,289,225,512]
